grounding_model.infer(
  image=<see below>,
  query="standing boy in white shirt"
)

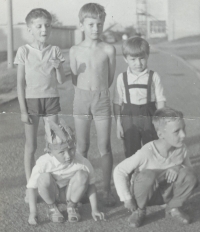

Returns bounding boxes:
[114,108,198,228]
[14,8,66,185]
[113,36,166,158]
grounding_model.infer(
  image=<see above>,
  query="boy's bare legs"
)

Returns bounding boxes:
[66,170,89,203]
[24,115,40,182]
[66,170,89,222]
[37,173,64,223]
[38,173,59,204]
[74,118,91,157]
[25,114,58,202]
[25,114,59,182]
[95,118,115,206]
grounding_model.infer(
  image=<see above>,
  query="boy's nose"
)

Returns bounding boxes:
[41,25,47,31]
[135,58,141,65]
[180,130,186,138]
[93,24,98,31]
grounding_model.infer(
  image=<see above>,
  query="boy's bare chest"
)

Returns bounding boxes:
[76,48,108,67]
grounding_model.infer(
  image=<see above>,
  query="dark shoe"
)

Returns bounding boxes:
[128,208,146,228]
[166,208,191,224]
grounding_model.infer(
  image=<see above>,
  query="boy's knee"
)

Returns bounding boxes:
[75,170,89,185]
[77,141,90,155]
[98,143,112,157]
[25,142,37,153]
[38,173,52,188]
[178,168,198,187]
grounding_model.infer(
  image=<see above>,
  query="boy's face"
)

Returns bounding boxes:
[28,17,51,43]
[159,119,186,148]
[51,146,75,164]
[80,17,104,40]
[124,55,148,75]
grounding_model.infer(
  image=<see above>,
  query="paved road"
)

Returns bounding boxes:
[1,46,200,232]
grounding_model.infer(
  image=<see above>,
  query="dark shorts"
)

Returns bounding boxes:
[73,87,111,121]
[26,97,61,117]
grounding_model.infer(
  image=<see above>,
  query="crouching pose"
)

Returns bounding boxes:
[27,119,105,225]
[114,107,198,228]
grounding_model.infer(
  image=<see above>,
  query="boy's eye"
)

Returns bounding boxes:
[36,25,41,28]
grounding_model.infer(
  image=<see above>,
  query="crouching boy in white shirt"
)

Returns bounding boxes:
[27,119,105,225]
[114,107,198,228]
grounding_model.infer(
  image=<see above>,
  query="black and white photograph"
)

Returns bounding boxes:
[0,0,200,231]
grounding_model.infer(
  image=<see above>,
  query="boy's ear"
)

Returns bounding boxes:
[157,129,164,139]
[27,26,32,34]
[79,23,84,32]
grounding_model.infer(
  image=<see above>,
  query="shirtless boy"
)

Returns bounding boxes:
[69,3,116,206]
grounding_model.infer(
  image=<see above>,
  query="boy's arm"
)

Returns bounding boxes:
[113,154,141,202]
[28,188,38,225]
[113,103,124,139]
[17,64,32,124]
[153,72,166,109]
[69,46,78,86]
[107,45,116,87]
[156,101,166,109]
[54,62,66,84]
[87,184,105,221]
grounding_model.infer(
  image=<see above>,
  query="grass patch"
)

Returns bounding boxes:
[0,61,17,94]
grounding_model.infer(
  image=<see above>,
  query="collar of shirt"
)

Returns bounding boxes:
[127,67,148,82]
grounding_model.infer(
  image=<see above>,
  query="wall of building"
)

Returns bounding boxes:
[168,0,200,40]
[0,24,80,52]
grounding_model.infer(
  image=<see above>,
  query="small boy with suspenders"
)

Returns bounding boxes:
[113,37,166,158]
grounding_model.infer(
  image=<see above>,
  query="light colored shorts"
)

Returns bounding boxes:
[73,87,111,121]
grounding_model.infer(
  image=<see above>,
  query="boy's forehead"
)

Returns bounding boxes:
[165,119,184,130]
[82,17,104,24]
[127,54,147,59]
[29,17,51,25]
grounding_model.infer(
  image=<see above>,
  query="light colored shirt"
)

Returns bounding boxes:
[14,44,65,98]
[27,153,95,189]
[113,68,166,105]
[113,141,191,201]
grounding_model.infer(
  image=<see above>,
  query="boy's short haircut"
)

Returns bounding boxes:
[122,36,150,58]
[79,3,106,23]
[25,8,52,25]
[152,107,184,132]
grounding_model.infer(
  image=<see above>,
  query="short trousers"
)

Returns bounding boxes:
[73,87,111,121]
[25,97,61,117]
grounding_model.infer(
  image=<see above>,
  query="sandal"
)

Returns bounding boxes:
[47,204,65,223]
[67,207,81,222]
[102,191,116,207]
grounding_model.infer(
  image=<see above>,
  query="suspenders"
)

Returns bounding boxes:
[123,70,154,105]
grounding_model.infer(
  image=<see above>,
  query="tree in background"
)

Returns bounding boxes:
[51,13,63,27]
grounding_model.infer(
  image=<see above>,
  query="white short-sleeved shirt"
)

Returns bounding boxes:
[27,153,95,189]
[113,68,166,105]
[14,44,65,98]
[113,141,191,201]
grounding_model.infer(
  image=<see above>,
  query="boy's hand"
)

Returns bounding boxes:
[21,113,32,124]
[165,167,180,183]
[92,209,106,221]
[117,119,124,139]
[124,198,137,211]
[28,213,38,226]
[49,59,61,69]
